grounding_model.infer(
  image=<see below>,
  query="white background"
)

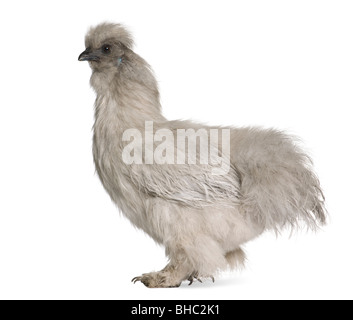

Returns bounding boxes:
[0,0,352,300]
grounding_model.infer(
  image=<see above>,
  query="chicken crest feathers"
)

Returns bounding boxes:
[85,22,134,49]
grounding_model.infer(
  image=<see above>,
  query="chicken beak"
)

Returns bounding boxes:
[78,48,99,62]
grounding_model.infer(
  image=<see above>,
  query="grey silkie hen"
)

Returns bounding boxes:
[78,22,327,288]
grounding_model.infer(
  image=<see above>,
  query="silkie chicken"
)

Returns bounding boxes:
[78,23,327,288]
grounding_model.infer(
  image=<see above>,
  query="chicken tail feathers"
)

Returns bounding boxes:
[237,130,327,232]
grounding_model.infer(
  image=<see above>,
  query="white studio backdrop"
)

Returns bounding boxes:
[0,0,352,300]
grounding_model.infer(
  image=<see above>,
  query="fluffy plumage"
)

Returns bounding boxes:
[79,22,327,288]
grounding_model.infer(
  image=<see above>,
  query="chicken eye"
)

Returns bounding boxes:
[102,44,111,54]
